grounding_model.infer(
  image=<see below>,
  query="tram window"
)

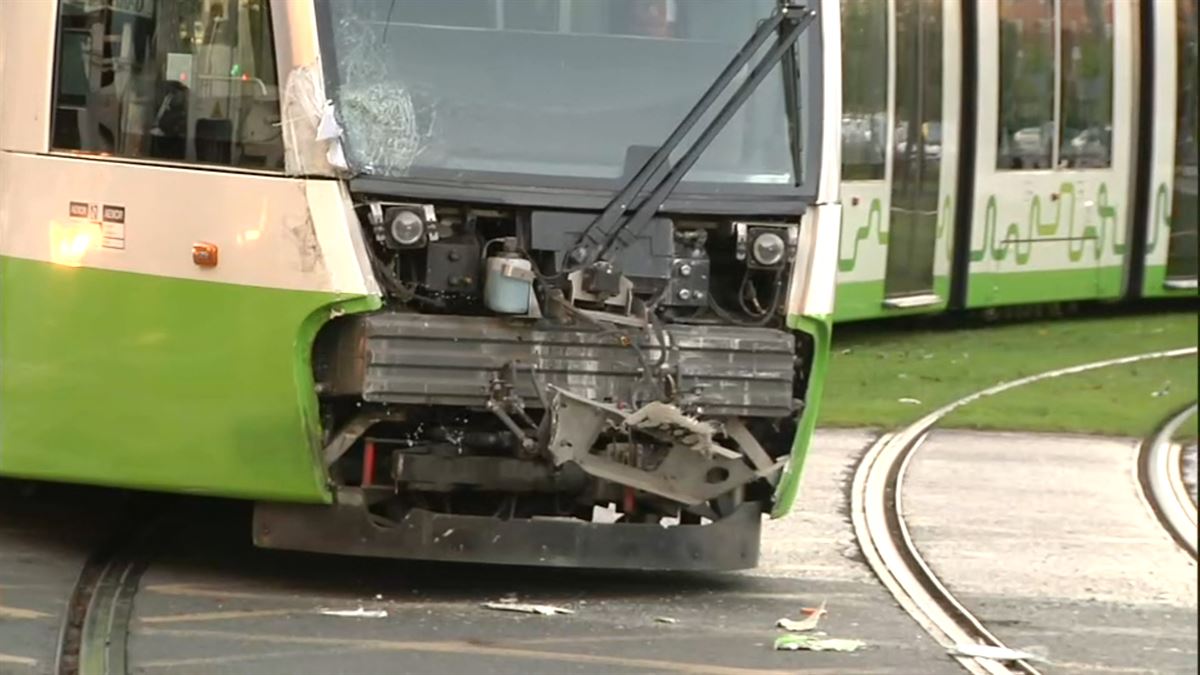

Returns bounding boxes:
[840,0,887,181]
[51,0,284,170]
[1059,0,1113,168]
[996,0,1055,170]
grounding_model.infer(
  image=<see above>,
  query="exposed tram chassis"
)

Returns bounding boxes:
[262,311,800,570]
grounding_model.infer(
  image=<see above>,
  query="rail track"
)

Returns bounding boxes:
[1139,403,1198,558]
[54,514,163,675]
[850,346,1198,675]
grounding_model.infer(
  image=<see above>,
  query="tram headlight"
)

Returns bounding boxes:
[751,231,786,267]
[389,209,426,247]
[735,222,797,270]
[368,203,437,250]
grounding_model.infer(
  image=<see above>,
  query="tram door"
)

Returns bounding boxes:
[1166,0,1199,285]
[883,0,943,302]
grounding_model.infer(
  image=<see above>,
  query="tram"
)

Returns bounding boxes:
[835,0,1199,321]
[0,0,843,570]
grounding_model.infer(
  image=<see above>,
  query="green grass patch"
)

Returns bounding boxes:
[822,309,1198,435]
[942,357,1196,436]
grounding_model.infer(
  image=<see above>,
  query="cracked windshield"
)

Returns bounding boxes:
[325,0,796,187]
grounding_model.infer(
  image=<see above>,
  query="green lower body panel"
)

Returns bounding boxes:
[0,256,370,502]
[833,277,950,322]
[1141,265,1199,298]
[771,314,830,518]
[965,265,1124,308]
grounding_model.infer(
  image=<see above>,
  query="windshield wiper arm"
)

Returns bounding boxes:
[566,2,816,272]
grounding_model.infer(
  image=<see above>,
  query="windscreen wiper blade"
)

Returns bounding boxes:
[566,2,816,272]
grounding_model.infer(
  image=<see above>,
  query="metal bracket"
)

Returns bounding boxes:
[546,387,756,505]
[723,418,787,477]
[322,410,407,467]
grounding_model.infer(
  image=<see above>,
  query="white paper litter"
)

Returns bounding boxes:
[482,602,574,616]
[654,616,678,624]
[948,643,1050,664]
[776,601,827,631]
[319,606,388,619]
[897,397,923,405]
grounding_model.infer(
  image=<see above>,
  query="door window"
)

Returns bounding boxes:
[51,0,283,170]
[1059,0,1114,169]
[996,0,1055,170]
[884,0,943,298]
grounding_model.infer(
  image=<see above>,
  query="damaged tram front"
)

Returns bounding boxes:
[257,0,843,571]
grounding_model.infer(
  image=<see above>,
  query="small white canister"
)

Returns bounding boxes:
[484,250,535,314]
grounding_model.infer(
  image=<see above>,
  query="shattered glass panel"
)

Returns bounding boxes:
[325,0,796,187]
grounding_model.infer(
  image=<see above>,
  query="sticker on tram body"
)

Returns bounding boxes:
[101,204,126,250]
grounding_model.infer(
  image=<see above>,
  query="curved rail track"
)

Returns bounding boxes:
[851,346,1198,675]
[1139,403,1198,558]
[54,517,162,675]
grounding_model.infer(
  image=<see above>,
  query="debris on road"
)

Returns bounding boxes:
[776,600,827,631]
[319,606,389,619]
[482,601,575,616]
[773,635,865,652]
[948,643,1050,664]
[654,616,679,624]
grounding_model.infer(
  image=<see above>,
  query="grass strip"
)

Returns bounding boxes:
[822,309,1198,436]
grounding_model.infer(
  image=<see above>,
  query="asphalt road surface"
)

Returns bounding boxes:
[2,430,1195,674]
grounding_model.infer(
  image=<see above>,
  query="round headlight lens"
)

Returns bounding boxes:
[751,231,786,267]
[389,210,425,246]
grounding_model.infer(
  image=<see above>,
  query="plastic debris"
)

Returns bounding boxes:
[776,601,827,632]
[654,616,679,624]
[319,606,388,619]
[898,397,922,405]
[948,643,1050,664]
[773,635,865,652]
[482,601,574,616]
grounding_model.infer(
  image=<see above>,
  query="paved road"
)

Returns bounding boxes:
[0,431,958,675]
[5,429,1194,674]
[905,430,1199,674]
[0,483,126,672]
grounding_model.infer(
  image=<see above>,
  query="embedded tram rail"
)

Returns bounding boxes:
[54,510,166,675]
[1139,403,1199,559]
[850,346,1199,675]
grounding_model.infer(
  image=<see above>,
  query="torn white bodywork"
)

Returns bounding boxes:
[282,61,349,177]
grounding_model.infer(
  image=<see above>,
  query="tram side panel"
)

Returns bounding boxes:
[0,0,377,499]
[1142,0,1200,296]
[834,0,961,321]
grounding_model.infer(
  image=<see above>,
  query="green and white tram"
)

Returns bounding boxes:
[835,0,1198,321]
[0,0,843,570]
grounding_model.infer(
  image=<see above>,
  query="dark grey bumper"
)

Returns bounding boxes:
[253,490,762,571]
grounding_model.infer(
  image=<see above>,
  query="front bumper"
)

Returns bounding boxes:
[253,489,762,571]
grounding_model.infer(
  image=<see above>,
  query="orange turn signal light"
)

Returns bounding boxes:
[192,242,219,268]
